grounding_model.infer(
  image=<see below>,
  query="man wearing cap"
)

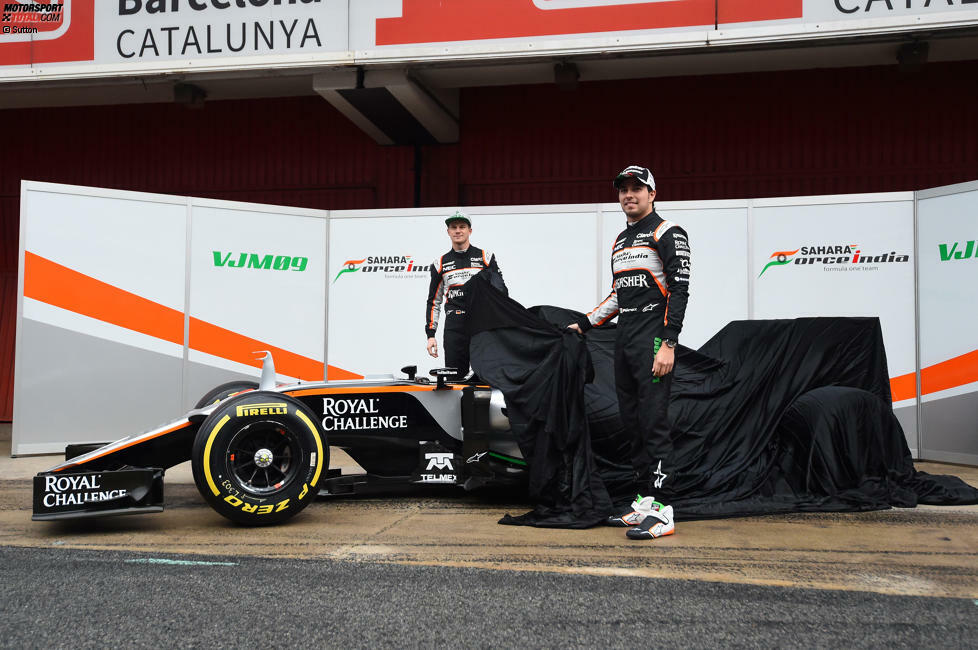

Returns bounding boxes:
[568,165,690,540]
[425,211,505,380]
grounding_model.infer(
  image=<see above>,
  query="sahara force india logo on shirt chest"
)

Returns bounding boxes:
[758,244,910,277]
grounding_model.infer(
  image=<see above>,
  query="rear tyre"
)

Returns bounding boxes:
[191,391,327,526]
[194,381,260,409]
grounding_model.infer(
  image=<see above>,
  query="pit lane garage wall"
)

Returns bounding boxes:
[13,180,978,462]
[1,1,976,81]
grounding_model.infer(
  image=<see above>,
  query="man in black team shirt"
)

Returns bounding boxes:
[425,211,505,380]
[569,165,690,540]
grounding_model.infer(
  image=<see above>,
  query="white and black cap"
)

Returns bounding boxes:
[614,165,656,191]
[445,210,472,227]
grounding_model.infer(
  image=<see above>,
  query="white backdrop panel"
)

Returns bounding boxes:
[916,183,978,463]
[14,184,188,454]
[917,186,978,380]
[189,203,328,379]
[751,196,916,380]
[600,202,750,350]
[327,206,599,378]
[23,187,187,311]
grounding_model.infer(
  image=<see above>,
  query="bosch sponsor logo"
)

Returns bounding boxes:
[213,251,308,272]
[333,255,431,283]
[236,402,288,417]
[614,275,650,290]
[41,475,127,508]
[759,244,910,277]
[939,240,977,261]
[321,397,407,432]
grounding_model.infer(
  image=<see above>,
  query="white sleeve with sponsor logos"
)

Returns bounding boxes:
[587,287,619,327]
[424,257,445,337]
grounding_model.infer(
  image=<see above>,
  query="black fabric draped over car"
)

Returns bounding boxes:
[464,272,978,528]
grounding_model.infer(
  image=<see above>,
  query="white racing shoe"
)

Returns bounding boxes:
[605,495,664,527]
[625,504,675,540]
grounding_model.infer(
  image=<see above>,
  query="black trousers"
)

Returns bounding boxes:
[443,316,470,380]
[614,311,675,498]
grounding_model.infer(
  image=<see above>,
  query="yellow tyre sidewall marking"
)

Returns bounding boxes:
[295,409,325,491]
[203,414,231,496]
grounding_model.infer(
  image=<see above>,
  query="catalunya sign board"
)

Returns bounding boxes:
[1,1,977,80]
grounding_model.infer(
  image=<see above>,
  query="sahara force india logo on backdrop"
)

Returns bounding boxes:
[332,256,431,283]
[758,244,910,277]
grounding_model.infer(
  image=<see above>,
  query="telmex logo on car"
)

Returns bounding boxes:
[321,397,408,431]
[420,452,455,483]
[42,474,127,507]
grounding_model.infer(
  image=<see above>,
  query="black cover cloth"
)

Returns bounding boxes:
[465,274,612,528]
[465,273,978,527]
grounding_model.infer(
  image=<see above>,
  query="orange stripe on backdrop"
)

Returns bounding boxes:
[889,373,916,403]
[888,349,978,402]
[189,318,362,381]
[24,252,362,381]
[23,252,183,345]
[921,349,978,396]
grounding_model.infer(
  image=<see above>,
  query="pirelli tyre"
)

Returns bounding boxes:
[191,392,328,526]
[194,380,260,409]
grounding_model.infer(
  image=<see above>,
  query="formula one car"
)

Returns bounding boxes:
[35,312,978,528]
[33,354,523,526]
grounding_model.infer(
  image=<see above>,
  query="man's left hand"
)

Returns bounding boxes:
[653,343,675,377]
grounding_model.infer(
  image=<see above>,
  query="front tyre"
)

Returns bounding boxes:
[191,392,328,526]
[194,380,259,409]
